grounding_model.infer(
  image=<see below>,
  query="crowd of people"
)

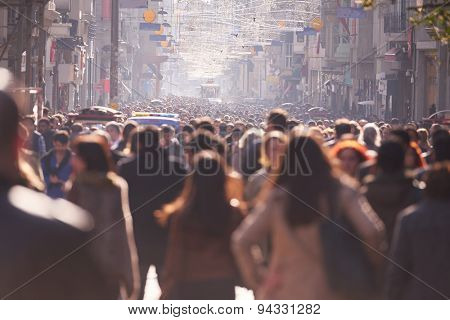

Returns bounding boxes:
[1,89,450,300]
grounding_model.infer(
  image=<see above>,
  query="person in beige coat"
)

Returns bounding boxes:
[232,130,386,300]
[67,135,140,299]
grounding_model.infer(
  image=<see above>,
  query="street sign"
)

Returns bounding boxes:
[120,0,148,8]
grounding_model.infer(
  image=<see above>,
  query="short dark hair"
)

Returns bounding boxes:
[377,139,405,173]
[71,122,83,134]
[182,124,194,134]
[434,134,450,162]
[390,129,411,147]
[161,125,174,134]
[431,128,449,146]
[130,125,160,154]
[53,131,69,144]
[187,129,225,157]
[196,117,215,134]
[37,118,50,126]
[334,118,352,139]
[267,108,288,132]
[72,135,113,173]
[424,161,450,200]
[122,121,138,141]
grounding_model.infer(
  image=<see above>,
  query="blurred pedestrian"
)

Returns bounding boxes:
[386,162,450,299]
[232,129,385,299]
[362,139,421,244]
[0,90,113,299]
[37,118,54,152]
[67,135,140,299]
[158,151,243,299]
[331,140,368,178]
[41,131,72,198]
[118,126,186,299]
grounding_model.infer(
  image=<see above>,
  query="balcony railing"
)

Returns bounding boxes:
[384,12,407,33]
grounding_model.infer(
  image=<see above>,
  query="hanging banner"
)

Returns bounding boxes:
[336,7,367,19]
[149,35,167,41]
[140,23,162,31]
[119,0,148,8]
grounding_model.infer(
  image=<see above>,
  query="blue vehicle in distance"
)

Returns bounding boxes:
[129,112,180,132]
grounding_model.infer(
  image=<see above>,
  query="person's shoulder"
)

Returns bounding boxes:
[117,155,136,169]
[106,172,129,190]
[164,155,188,175]
[4,185,94,232]
[40,150,54,164]
[361,173,376,186]
[338,174,359,193]
[33,130,43,138]
[397,200,439,228]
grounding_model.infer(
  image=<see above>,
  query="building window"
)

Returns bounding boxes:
[285,43,293,69]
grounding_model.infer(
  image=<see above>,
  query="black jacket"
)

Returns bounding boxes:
[118,150,186,266]
[362,172,421,244]
[386,200,450,299]
[0,183,114,299]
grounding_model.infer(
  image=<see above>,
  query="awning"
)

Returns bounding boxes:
[357,100,375,106]
[384,48,403,62]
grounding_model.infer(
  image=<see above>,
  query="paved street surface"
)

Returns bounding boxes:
[144,267,254,300]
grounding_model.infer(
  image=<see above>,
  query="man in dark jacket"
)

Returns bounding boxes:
[0,90,113,299]
[0,184,115,299]
[118,126,186,299]
[37,118,55,152]
[362,139,421,244]
[386,162,450,299]
[41,131,72,199]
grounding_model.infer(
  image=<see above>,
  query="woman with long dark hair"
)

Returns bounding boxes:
[67,135,140,299]
[158,150,243,300]
[232,128,386,299]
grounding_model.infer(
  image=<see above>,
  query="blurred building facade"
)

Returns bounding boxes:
[234,0,448,121]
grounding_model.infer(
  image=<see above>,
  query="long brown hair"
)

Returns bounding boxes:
[162,150,233,235]
[275,128,337,227]
[72,135,114,173]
